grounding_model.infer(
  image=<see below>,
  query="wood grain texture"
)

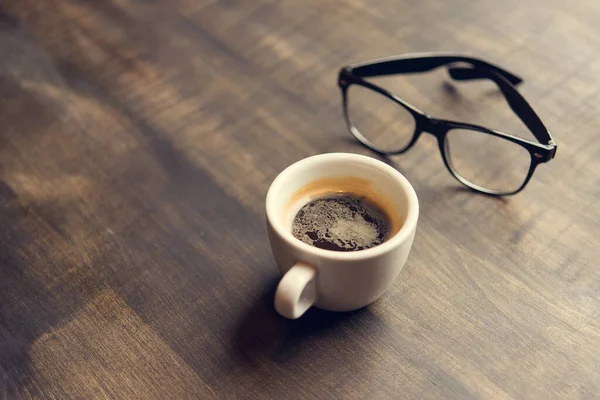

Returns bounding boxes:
[1,0,599,398]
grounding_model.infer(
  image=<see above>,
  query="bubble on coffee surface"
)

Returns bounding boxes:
[292,193,390,252]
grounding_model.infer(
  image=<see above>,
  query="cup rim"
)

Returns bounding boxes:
[266,153,419,261]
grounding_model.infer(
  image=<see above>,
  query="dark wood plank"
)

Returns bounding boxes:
[1,0,599,398]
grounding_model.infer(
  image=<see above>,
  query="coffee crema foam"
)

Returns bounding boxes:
[285,177,403,251]
[292,194,389,251]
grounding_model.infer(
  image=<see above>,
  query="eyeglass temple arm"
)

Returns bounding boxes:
[447,66,522,85]
[448,66,554,146]
[349,54,553,146]
[350,54,523,85]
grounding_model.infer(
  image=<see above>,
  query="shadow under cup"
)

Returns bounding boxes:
[266,153,419,318]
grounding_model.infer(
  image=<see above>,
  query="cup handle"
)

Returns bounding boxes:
[274,262,317,319]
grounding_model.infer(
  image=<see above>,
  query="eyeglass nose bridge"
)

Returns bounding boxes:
[420,116,449,139]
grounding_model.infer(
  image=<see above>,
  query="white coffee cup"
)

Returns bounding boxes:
[266,153,419,319]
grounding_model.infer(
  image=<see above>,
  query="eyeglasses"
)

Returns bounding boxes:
[338,52,557,196]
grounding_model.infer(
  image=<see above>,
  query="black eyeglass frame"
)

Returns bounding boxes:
[338,52,557,196]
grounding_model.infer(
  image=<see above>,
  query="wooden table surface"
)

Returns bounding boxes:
[1,0,599,398]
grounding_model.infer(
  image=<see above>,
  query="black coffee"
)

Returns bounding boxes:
[292,193,390,252]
